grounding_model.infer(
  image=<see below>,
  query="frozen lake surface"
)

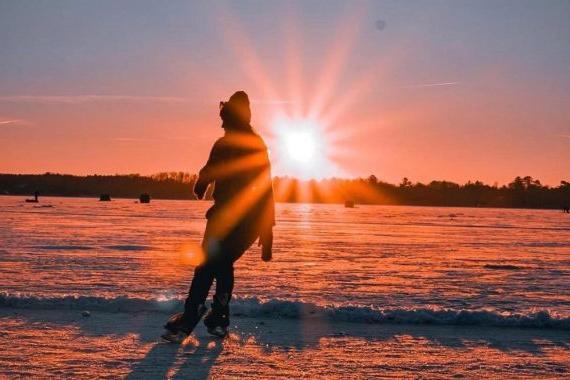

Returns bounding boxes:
[1,196,569,319]
[1,196,570,378]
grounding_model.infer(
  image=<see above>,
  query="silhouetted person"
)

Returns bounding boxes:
[25,191,39,203]
[139,193,151,203]
[99,194,111,201]
[164,91,275,340]
[564,206,569,213]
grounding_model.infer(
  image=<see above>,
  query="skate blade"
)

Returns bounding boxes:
[207,326,228,338]
[161,331,186,343]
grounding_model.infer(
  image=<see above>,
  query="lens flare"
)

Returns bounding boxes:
[271,116,337,179]
[284,130,317,163]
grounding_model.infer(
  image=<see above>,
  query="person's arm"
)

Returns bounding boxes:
[194,141,221,199]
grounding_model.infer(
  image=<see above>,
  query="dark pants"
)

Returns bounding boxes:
[183,217,259,316]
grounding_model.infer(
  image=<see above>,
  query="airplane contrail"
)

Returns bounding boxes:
[401,81,461,89]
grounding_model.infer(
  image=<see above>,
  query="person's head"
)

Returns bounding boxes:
[219,91,252,132]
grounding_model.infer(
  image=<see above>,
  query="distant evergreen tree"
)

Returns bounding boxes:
[0,173,569,209]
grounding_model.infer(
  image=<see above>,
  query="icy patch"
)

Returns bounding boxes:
[1,293,568,330]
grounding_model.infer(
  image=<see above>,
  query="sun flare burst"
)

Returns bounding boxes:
[271,116,336,179]
[215,3,379,181]
[284,130,317,163]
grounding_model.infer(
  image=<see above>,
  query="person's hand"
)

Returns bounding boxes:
[259,228,273,262]
[193,180,208,200]
[194,186,206,200]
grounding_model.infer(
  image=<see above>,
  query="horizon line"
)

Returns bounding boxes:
[0,172,566,188]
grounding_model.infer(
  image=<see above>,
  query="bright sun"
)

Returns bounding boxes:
[284,130,317,163]
[271,116,336,179]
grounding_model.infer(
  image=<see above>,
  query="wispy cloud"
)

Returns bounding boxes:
[110,136,194,142]
[557,134,570,139]
[401,81,461,89]
[250,98,294,105]
[0,95,192,104]
[110,137,150,142]
[0,119,30,127]
[0,95,294,106]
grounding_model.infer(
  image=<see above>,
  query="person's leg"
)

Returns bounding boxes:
[211,229,255,310]
[183,218,222,316]
[164,262,214,335]
[183,262,215,316]
[205,225,259,334]
[203,259,233,335]
[213,260,234,310]
[165,218,229,336]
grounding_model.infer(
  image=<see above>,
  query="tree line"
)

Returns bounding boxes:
[0,172,569,209]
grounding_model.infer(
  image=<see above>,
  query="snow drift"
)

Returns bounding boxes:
[1,292,568,330]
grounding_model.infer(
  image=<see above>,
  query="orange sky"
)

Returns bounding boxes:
[1,1,569,185]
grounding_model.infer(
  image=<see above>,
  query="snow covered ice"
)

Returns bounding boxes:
[1,196,569,378]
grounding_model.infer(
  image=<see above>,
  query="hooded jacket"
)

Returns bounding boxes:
[194,129,275,237]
